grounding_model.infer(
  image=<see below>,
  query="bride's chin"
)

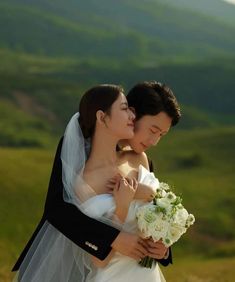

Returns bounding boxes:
[132,144,144,154]
[118,131,134,140]
[126,132,135,139]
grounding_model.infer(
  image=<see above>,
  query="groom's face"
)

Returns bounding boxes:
[128,111,172,153]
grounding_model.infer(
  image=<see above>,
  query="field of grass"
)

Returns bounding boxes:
[163,256,235,282]
[0,100,58,147]
[148,127,235,258]
[4,257,235,282]
[1,127,235,281]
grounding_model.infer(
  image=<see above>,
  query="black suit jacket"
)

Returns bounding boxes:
[13,138,172,271]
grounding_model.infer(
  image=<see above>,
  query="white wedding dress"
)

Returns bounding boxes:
[14,166,166,282]
[78,165,166,282]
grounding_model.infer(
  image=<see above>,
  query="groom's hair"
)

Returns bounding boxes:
[126,81,181,126]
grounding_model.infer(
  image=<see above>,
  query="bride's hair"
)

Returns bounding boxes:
[78,84,124,138]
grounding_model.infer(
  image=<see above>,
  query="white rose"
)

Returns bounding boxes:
[186,214,195,227]
[137,205,157,235]
[173,208,189,227]
[166,192,177,203]
[149,217,168,242]
[156,197,171,212]
[167,223,186,244]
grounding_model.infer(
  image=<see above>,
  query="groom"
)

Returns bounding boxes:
[123,81,181,263]
[13,81,181,271]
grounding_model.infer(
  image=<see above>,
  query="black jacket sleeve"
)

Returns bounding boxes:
[44,137,120,259]
[12,138,120,271]
[148,159,173,266]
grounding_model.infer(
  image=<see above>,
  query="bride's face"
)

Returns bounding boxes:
[128,112,172,153]
[104,93,135,140]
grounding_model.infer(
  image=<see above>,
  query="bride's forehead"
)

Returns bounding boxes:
[119,92,126,100]
[114,92,127,104]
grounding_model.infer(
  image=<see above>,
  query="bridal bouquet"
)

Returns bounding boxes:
[136,182,195,268]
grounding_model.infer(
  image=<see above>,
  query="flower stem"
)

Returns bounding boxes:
[139,256,154,268]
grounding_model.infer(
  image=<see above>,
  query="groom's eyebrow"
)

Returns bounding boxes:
[152,124,168,135]
[152,124,164,133]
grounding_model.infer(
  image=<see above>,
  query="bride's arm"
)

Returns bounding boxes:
[91,177,137,268]
[107,177,156,202]
[113,177,137,222]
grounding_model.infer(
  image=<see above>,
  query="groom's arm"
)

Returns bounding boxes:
[148,159,173,266]
[12,138,119,272]
[45,137,120,260]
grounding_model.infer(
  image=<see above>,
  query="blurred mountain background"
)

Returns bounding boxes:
[0,0,235,281]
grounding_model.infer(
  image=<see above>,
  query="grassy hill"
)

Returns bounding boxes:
[1,0,235,144]
[0,100,57,147]
[1,47,235,148]
[161,0,235,26]
[1,0,235,59]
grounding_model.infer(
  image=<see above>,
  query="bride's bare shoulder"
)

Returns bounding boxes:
[120,150,149,170]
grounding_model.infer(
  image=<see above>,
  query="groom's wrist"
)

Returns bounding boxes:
[163,248,169,259]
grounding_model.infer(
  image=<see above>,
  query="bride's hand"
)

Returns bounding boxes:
[114,177,138,206]
[134,183,156,202]
[113,177,137,222]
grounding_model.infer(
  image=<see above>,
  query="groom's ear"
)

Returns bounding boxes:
[96,110,106,125]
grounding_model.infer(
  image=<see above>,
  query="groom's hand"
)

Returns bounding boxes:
[106,173,122,193]
[146,239,169,259]
[111,232,148,261]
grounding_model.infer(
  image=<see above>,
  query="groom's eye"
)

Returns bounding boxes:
[150,128,158,134]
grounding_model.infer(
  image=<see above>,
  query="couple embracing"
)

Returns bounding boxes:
[13,81,181,281]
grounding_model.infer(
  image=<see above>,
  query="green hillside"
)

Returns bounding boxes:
[1,0,235,146]
[1,0,235,59]
[1,47,235,147]
[161,0,235,26]
[0,99,58,147]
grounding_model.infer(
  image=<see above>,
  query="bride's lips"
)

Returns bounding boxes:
[127,123,134,127]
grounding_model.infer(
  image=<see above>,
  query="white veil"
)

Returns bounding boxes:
[16,113,121,282]
[61,112,86,207]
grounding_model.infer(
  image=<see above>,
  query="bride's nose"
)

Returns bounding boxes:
[128,108,136,121]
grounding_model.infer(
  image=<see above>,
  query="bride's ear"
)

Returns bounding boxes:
[96,110,106,125]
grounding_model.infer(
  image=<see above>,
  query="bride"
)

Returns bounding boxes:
[16,84,166,281]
